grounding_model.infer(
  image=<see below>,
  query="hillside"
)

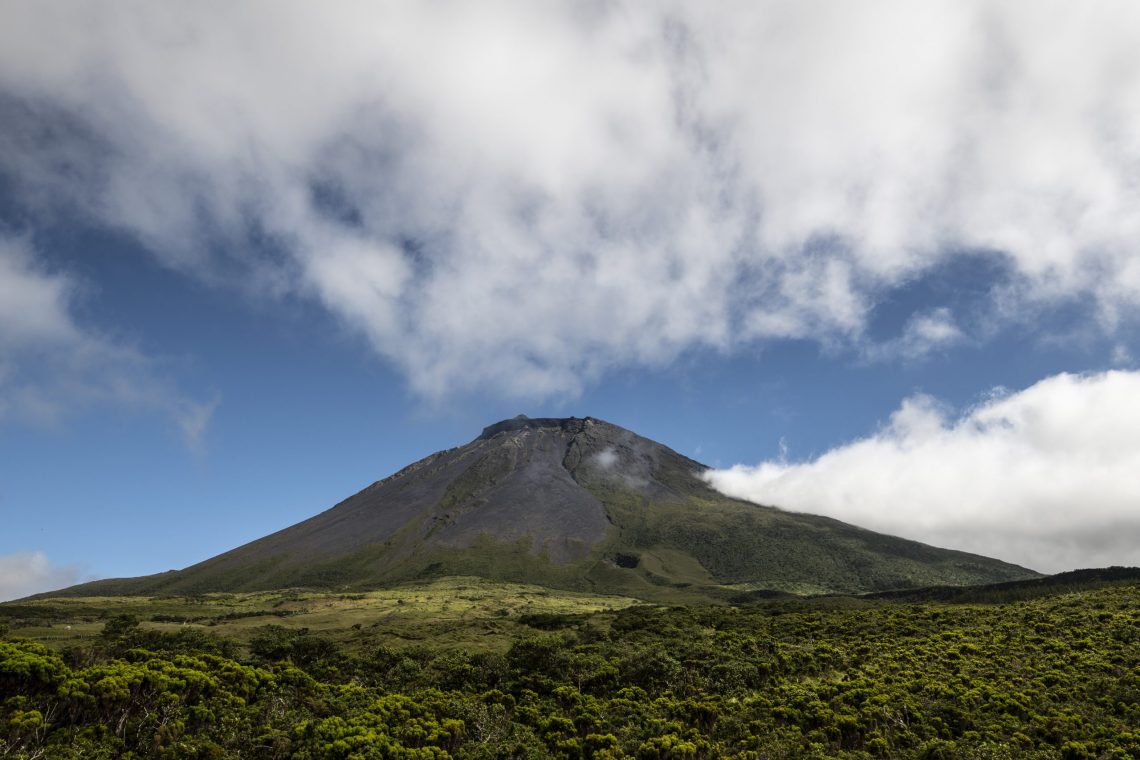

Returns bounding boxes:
[861,566,1140,604]
[48,415,1038,600]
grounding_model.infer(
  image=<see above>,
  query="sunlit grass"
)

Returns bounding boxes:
[3,576,642,653]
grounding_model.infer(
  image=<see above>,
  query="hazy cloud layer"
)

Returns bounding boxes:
[706,370,1140,573]
[2,2,1140,398]
[0,551,86,601]
[0,236,215,445]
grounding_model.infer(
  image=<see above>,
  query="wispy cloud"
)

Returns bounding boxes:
[1,3,1139,399]
[864,308,967,362]
[705,370,1140,573]
[0,235,215,447]
[0,551,88,601]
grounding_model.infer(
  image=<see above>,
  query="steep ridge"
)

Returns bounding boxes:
[50,415,1040,600]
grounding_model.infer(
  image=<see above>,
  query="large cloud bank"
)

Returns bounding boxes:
[2,2,1140,400]
[706,370,1140,573]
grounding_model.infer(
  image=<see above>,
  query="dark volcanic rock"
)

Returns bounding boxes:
[477,414,588,440]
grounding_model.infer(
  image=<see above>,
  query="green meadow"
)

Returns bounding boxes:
[3,577,640,655]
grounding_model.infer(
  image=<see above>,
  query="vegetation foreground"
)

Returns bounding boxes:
[2,576,1138,759]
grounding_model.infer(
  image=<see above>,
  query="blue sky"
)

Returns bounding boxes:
[3,2,1140,599]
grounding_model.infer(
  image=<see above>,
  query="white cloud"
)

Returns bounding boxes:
[705,370,1140,573]
[864,308,966,362]
[1,3,1140,398]
[0,237,82,350]
[0,235,215,446]
[0,551,86,601]
[1111,343,1134,367]
[593,447,619,470]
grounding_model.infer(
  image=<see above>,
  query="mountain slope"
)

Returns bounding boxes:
[52,416,1039,600]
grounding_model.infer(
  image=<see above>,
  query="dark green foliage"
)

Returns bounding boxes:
[865,566,1140,603]
[517,612,589,630]
[3,584,1140,758]
[249,625,347,680]
[96,614,239,661]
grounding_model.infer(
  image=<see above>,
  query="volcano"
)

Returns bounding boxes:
[58,415,1038,600]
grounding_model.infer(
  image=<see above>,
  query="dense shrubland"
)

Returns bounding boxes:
[2,585,1138,758]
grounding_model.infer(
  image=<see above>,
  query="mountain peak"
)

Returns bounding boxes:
[477,414,599,440]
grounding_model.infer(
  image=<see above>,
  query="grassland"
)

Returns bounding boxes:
[1,576,641,655]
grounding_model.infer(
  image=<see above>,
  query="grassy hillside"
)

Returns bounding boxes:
[863,566,1140,604]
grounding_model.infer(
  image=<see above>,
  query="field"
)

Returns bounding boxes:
[2,577,640,655]
[2,574,1139,758]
